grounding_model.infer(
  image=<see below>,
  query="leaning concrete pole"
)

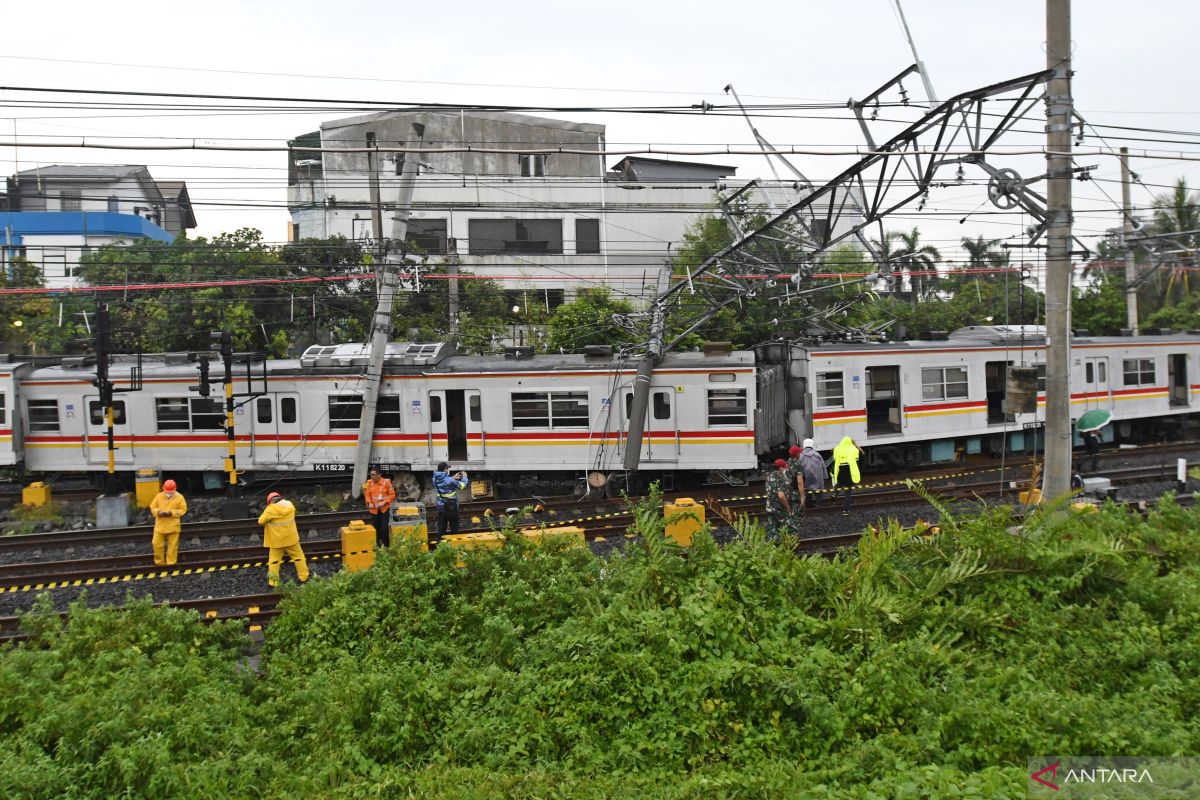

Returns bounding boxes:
[623,264,673,470]
[1043,0,1074,501]
[1120,147,1139,334]
[351,121,425,498]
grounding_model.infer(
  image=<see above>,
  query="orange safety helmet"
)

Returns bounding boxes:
[163,479,177,492]
[266,491,282,504]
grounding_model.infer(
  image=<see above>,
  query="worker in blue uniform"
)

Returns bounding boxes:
[432,462,469,544]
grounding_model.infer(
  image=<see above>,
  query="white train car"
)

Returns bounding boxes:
[0,360,31,468]
[16,343,780,494]
[766,326,1200,467]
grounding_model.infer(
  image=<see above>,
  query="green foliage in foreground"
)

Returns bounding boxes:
[1,493,1199,798]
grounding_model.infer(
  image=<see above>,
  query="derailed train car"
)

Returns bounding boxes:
[11,343,781,496]
[4,325,1198,494]
[761,325,1200,468]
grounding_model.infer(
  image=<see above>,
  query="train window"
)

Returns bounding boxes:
[430,395,442,423]
[0,392,6,426]
[707,388,747,426]
[551,392,589,427]
[27,399,60,432]
[708,372,737,383]
[469,393,481,422]
[512,391,588,428]
[88,401,127,426]
[1085,362,1094,383]
[375,395,402,430]
[257,397,272,424]
[816,372,844,409]
[653,391,671,420]
[1036,364,1047,392]
[281,397,297,424]
[512,393,549,428]
[921,367,969,401]
[190,398,226,430]
[155,398,190,431]
[1123,358,1156,387]
[1098,361,1107,383]
[328,395,364,430]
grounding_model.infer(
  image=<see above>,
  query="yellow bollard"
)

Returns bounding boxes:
[134,469,161,509]
[21,482,51,508]
[340,519,376,572]
[664,498,704,547]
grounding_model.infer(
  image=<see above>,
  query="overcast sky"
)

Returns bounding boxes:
[2,0,1196,265]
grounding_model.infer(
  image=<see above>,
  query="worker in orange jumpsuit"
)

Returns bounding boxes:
[149,479,187,566]
[363,466,397,547]
[258,491,310,587]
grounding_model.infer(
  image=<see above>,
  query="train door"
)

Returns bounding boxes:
[865,366,901,436]
[252,393,303,465]
[1082,357,1111,410]
[428,389,483,464]
[82,394,135,465]
[985,361,1013,424]
[622,386,679,464]
[1168,354,1189,407]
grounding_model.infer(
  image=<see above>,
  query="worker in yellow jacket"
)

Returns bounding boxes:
[830,436,863,516]
[149,479,188,566]
[258,491,310,587]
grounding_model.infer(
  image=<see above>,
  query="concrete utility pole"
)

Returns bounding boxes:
[1043,0,1074,501]
[351,121,424,498]
[1120,147,1139,333]
[623,263,672,470]
[366,131,384,272]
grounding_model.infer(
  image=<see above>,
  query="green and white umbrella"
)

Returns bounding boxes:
[1075,409,1113,433]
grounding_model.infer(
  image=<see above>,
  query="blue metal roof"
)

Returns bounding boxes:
[0,211,174,244]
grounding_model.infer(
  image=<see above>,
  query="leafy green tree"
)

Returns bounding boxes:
[1143,291,1200,331]
[0,257,84,354]
[544,288,636,353]
[892,228,942,305]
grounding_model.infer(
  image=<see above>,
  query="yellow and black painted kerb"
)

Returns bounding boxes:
[0,549,372,595]
[719,465,1011,505]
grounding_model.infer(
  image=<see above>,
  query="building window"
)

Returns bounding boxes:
[281,397,297,424]
[511,391,589,428]
[107,195,119,213]
[27,399,60,433]
[60,190,82,212]
[468,219,563,255]
[519,154,546,177]
[155,398,190,431]
[575,219,600,254]
[1123,358,1155,387]
[375,395,402,429]
[921,366,969,401]
[816,372,844,409]
[257,397,273,424]
[328,395,363,430]
[88,400,127,426]
[406,219,448,255]
[707,388,747,426]
[190,398,226,430]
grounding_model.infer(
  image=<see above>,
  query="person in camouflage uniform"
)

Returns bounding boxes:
[785,445,805,511]
[765,458,794,539]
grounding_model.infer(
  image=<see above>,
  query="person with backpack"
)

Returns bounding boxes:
[798,438,826,509]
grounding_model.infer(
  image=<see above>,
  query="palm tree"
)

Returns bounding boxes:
[894,228,942,305]
[1151,178,1200,301]
[868,230,906,296]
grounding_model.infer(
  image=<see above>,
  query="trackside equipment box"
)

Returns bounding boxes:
[135,469,161,509]
[390,504,429,551]
[664,498,704,547]
[340,519,376,572]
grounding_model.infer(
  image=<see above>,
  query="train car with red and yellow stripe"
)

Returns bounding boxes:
[766,325,1200,468]
[0,361,31,468]
[12,342,783,497]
